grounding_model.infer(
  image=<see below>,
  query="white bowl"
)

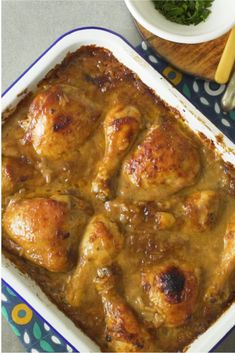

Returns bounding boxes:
[125,0,235,43]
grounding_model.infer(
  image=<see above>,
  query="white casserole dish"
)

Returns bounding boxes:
[2,27,235,353]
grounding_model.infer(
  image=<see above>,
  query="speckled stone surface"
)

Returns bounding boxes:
[2,0,141,92]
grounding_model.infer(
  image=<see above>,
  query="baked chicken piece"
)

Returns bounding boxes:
[182,190,220,232]
[2,156,35,195]
[3,195,91,272]
[92,105,141,200]
[120,120,201,200]
[205,212,235,302]
[141,263,198,327]
[66,215,123,307]
[25,84,101,160]
[95,267,156,352]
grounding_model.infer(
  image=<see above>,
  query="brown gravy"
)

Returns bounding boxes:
[2,46,235,352]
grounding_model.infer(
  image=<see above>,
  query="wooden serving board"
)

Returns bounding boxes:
[136,22,230,81]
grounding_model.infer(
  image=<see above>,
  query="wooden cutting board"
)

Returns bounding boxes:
[136,21,230,81]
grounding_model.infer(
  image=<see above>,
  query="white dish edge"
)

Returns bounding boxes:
[2,27,235,353]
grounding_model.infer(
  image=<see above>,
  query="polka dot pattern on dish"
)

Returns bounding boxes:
[1,281,78,352]
[136,41,235,143]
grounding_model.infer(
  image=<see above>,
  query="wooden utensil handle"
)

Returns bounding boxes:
[215,27,235,84]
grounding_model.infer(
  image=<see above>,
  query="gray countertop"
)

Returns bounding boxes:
[2,1,235,352]
[2,0,141,92]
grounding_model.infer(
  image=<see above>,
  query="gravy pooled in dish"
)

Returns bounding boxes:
[2,46,235,352]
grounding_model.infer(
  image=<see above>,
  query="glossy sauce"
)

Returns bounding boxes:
[2,46,235,352]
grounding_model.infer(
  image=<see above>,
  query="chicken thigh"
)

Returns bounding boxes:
[3,195,91,272]
[205,212,235,303]
[141,263,198,327]
[92,105,141,200]
[120,120,201,200]
[66,214,123,307]
[25,84,101,160]
[95,267,156,352]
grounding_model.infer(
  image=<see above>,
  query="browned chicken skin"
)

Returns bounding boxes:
[141,263,199,327]
[205,212,235,302]
[92,105,141,200]
[120,120,201,200]
[66,215,123,307]
[3,195,91,272]
[2,46,235,353]
[95,267,156,352]
[25,84,101,160]
[182,190,221,232]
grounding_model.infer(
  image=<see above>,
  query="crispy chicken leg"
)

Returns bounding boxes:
[95,267,156,352]
[66,215,123,307]
[92,105,141,200]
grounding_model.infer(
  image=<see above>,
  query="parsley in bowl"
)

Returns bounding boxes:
[152,0,214,26]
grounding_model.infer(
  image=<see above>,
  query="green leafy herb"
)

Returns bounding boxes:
[152,0,214,25]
